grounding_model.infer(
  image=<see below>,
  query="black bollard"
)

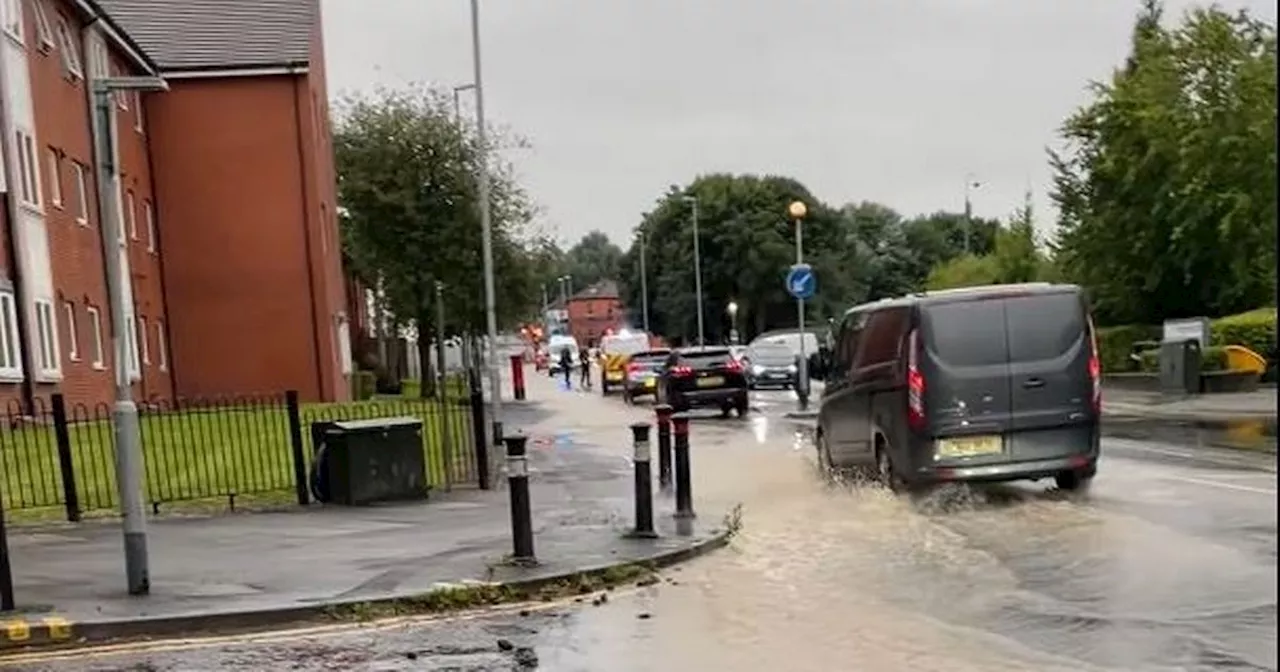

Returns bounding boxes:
[654,404,674,491]
[502,434,536,563]
[628,422,657,538]
[672,414,695,520]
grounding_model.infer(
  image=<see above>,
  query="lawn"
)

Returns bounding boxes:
[0,394,479,522]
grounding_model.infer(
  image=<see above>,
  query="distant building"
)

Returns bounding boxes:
[566,280,624,346]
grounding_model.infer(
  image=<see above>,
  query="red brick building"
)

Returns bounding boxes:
[566,280,625,346]
[1,0,348,410]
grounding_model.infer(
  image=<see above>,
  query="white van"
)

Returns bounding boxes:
[546,335,580,374]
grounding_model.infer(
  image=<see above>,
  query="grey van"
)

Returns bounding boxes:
[815,283,1101,492]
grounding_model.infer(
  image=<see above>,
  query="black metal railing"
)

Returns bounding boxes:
[0,383,485,522]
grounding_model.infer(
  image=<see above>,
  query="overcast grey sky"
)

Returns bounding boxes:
[321,0,1275,248]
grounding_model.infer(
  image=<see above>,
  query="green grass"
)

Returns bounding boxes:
[0,395,479,524]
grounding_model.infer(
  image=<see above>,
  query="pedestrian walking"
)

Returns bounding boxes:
[559,348,572,390]
[579,347,592,389]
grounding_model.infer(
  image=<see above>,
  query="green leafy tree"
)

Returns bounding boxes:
[1050,1,1276,324]
[334,86,538,395]
[563,231,625,291]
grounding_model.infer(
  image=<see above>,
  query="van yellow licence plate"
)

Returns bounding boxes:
[696,376,724,388]
[607,372,624,381]
[936,435,1002,458]
[644,378,656,388]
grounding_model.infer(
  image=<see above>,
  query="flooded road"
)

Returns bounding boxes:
[12,388,1276,671]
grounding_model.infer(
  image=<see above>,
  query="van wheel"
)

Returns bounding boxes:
[875,444,908,494]
[815,431,836,478]
[1054,469,1093,492]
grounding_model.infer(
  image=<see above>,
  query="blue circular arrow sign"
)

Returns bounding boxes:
[785,263,816,300]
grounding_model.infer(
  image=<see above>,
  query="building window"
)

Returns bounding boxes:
[138,316,149,364]
[0,292,20,378]
[155,319,166,371]
[125,312,139,376]
[133,92,143,133]
[15,129,40,209]
[45,147,62,208]
[126,189,137,239]
[34,300,59,374]
[144,200,155,252]
[3,0,23,44]
[86,304,104,368]
[72,161,89,224]
[62,301,78,361]
[33,0,54,53]
[54,14,81,78]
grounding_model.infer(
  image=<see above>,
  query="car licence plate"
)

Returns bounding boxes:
[696,376,724,388]
[935,435,1002,458]
[607,372,624,381]
[644,378,655,388]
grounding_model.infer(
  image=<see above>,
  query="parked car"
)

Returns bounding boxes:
[816,283,1101,493]
[621,349,671,404]
[743,342,798,389]
[656,347,750,417]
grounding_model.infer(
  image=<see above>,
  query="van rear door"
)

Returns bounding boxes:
[1005,291,1094,430]
[919,299,1013,436]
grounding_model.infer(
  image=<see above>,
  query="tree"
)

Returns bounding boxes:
[563,231,624,292]
[334,85,539,395]
[926,189,1052,290]
[1050,1,1276,324]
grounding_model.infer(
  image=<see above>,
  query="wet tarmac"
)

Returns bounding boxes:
[10,388,1275,671]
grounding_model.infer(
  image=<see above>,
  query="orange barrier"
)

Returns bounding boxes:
[1224,345,1267,374]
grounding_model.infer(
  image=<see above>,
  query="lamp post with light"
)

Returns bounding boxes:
[681,195,704,346]
[788,200,811,411]
[726,301,739,344]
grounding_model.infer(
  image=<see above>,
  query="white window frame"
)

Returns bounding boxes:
[72,161,88,224]
[125,314,140,377]
[89,37,106,80]
[33,0,53,53]
[0,292,21,379]
[133,91,143,133]
[45,146,61,208]
[115,65,127,110]
[137,315,149,364]
[15,129,41,210]
[34,299,60,375]
[86,305,105,369]
[54,14,81,78]
[62,301,78,361]
[155,319,167,371]
[144,199,155,252]
[3,0,23,44]
[126,189,137,239]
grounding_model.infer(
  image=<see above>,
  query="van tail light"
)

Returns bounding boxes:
[671,365,694,377]
[1088,317,1102,413]
[906,328,926,431]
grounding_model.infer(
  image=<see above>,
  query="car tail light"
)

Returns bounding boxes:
[671,365,694,377]
[626,362,642,374]
[906,328,926,431]
[723,359,743,373]
[1088,317,1102,413]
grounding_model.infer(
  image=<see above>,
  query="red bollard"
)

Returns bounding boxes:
[510,354,526,400]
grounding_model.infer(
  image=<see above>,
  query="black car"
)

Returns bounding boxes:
[621,349,671,403]
[816,283,1101,493]
[656,347,750,417]
[743,342,799,389]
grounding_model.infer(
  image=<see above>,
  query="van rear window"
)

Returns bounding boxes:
[1005,293,1086,362]
[921,300,1008,367]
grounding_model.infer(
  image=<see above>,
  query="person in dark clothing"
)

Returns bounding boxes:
[579,348,592,388]
[558,348,572,388]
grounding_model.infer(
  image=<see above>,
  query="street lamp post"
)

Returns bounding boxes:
[963,174,982,254]
[92,75,169,596]
[452,83,476,126]
[788,200,810,412]
[469,0,502,445]
[639,233,650,333]
[681,196,704,346]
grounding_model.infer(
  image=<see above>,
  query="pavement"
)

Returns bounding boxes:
[0,369,731,652]
[4,373,1276,671]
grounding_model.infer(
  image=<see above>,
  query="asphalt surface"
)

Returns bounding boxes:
[8,385,1276,672]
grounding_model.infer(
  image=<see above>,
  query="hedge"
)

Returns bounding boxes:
[1096,307,1275,375]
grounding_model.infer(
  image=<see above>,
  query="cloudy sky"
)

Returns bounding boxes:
[321,0,1275,248]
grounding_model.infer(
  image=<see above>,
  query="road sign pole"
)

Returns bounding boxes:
[795,223,809,412]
